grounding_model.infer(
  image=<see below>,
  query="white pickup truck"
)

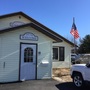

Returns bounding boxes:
[70,63,90,88]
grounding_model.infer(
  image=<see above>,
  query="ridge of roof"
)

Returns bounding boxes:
[0,11,75,46]
[0,11,23,18]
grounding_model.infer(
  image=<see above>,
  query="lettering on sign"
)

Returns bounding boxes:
[20,32,38,41]
[10,21,25,27]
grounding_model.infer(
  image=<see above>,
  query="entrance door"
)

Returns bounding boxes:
[20,43,37,81]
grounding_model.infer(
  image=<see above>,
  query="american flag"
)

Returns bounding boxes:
[70,22,79,39]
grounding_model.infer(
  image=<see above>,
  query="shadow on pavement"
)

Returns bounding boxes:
[55,82,90,90]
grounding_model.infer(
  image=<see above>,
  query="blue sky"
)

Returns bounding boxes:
[0,0,90,40]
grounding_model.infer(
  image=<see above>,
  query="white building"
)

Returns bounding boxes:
[0,12,74,83]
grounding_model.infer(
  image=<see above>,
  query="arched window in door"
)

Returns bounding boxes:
[24,47,33,62]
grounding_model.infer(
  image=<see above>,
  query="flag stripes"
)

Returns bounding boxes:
[70,21,79,39]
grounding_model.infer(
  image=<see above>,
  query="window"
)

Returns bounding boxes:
[59,47,64,61]
[24,47,33,62]
[53,48,58,60]
[53,47,65,61]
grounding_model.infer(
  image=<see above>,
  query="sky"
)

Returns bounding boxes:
[0,0,90,40]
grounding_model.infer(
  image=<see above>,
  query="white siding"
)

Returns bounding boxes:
[52,42,72,68]
[0,27,53,82]
[37,41,52,79]
[0,15,30,30]
[0,34,20,82]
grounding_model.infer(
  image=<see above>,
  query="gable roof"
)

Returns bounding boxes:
[0,12,74,46]
[0,23,63,42]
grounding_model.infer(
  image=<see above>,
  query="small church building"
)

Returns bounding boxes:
[0,12,74,83]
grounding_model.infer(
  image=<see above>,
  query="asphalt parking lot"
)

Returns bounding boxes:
[0,79,90,90]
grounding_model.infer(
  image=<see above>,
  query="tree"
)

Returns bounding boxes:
[78,35,90,54]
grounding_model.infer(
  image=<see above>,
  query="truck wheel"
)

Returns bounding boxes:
[73,73,84,88]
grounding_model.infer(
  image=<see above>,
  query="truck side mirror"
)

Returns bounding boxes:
[86,63,90,68]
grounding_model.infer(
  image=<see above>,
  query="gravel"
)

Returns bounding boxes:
[52,68,72,82]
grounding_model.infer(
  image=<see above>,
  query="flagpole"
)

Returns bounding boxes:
[73,17,76,54]
[74,36,76,54]
[70,17,79,54]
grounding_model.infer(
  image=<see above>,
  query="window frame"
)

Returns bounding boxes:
[24,47,33,62]
[53,46,65,61]
[53,47,59,61]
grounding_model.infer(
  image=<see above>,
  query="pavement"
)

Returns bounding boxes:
[0,79,90,90]
[0,79,59,90]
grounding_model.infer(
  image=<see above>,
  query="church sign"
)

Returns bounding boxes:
[20,32,38,41]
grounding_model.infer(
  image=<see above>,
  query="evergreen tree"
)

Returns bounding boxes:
[78,35,90,53]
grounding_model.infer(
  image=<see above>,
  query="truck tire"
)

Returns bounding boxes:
[73,73,84,88]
